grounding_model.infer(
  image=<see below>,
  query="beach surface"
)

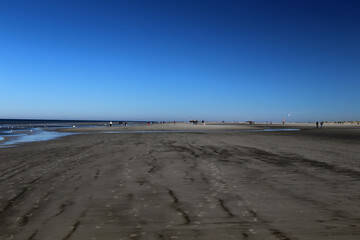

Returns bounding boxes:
[1,123,360,239]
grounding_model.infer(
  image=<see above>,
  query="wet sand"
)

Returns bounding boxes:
[1,123,360,239]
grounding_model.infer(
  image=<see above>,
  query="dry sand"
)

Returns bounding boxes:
[0,123,360,239]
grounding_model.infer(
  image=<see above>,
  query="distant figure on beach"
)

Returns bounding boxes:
[202,120,205,125]
[190,120,199,125]
[109,121,112,127]
[320,121,324,128]
[316,121,319,128]
[174,121,176,125]
[147,121,150,126]
[125,122,128,126]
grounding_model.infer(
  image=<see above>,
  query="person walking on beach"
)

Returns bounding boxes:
[320,121,324,128]
[316,121,319,128]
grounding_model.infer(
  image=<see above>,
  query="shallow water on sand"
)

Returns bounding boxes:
[0,128,76,148]
[100,129,300,134]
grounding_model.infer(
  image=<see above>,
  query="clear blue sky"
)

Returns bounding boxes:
[1,0,359,122]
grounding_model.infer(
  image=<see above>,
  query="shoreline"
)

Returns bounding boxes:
[1,121,360,148]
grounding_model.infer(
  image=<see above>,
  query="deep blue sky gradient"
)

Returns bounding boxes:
[1,0,359,121]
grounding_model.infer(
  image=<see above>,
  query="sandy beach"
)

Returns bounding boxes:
[1,123,360,240]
